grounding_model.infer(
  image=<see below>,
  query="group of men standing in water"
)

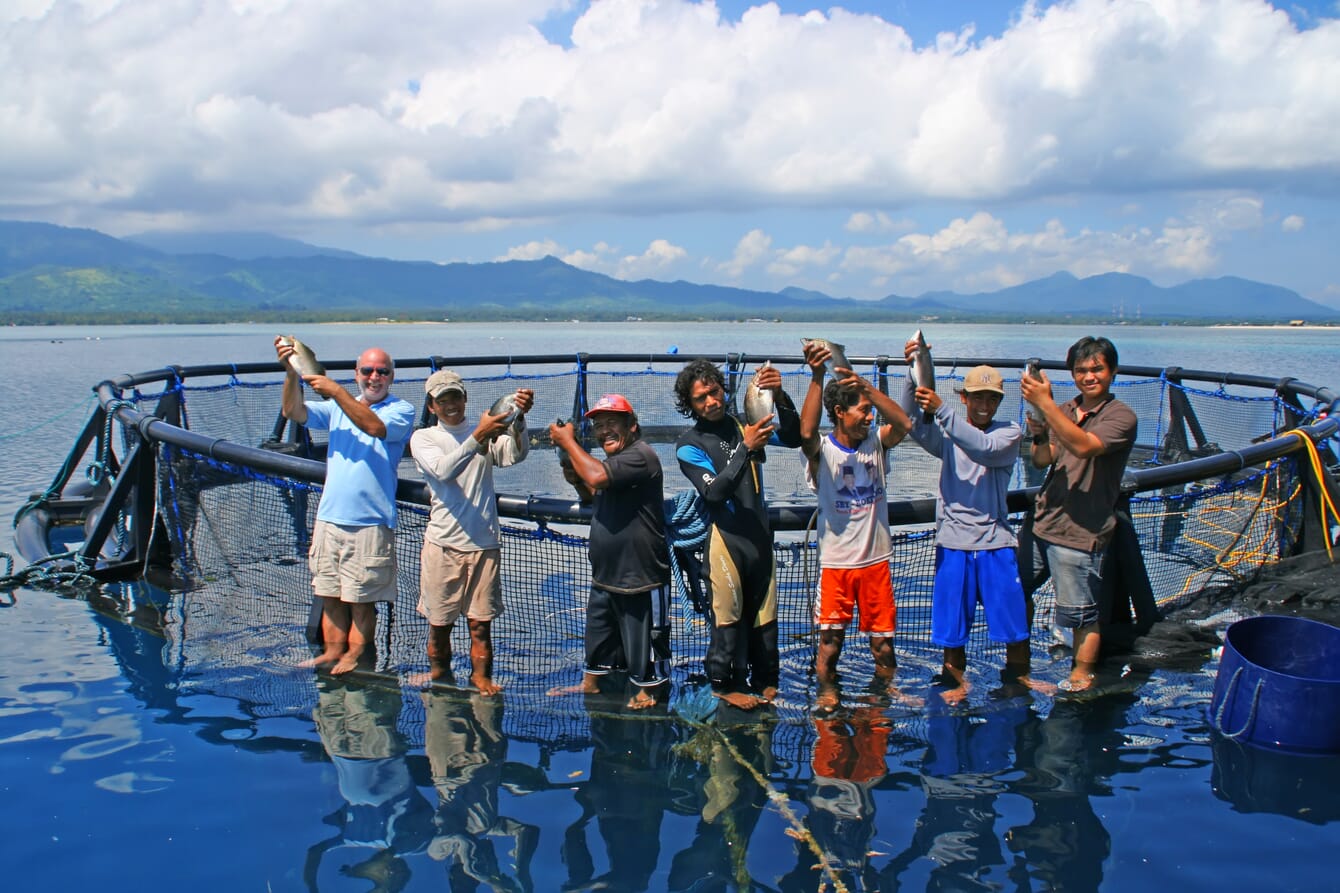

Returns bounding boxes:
[275,332,1136,705]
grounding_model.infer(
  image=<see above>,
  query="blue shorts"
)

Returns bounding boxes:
[932,546,1029,648]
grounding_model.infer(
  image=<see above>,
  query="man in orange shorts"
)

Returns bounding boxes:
[800,341,913,709]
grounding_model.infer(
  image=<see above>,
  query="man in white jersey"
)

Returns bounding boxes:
[799,341,913,708]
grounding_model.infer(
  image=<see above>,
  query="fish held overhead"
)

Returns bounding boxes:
[278,335,325,378]
[801,338,852,379]
[910,329,936,423]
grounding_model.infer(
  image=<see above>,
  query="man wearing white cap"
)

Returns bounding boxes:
[902,345,1041,703]
[412,370,533,694]
[548,394,672,710]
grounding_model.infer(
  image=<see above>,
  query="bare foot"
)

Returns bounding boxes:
[329,653,360,675]
[1018,675,1059,696]
[714,690,766,710]
[939,682,971,706]
[759,686,778,703]
[298,649,341,670]
[407,669,457,690]
[472,674,502,696]
[628,689,658,710]
[1059,671,1095,693]
[815,688,839,711]
[548,673,600,697]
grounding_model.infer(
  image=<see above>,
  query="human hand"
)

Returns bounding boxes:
[742,416,776,451]
[803,341,831,377]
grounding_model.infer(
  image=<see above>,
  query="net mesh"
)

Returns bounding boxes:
[110,362,1325,756]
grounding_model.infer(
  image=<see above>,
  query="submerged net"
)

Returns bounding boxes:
[110,360,1330,757]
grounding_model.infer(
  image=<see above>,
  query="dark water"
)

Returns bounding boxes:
[3,322,1339,892]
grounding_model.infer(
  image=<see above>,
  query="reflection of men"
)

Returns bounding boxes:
[562,708,680,892]
[901,355,1041,703]
[276,338,415,674]
[423,689,537,890]
[411,370,533,695]
[803,706,890,891]
[549,394,672,710]
[668,705,776,890]
[674,359,800,710]
[800,340,912,708]
[308,677,433,888]
[1020,337,1137,692]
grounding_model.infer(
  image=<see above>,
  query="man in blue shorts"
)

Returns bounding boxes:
[901,343,1040,702]
[275,338,416,675]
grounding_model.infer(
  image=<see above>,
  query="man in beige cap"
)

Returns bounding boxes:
[411,370,533,694]
[901,343,1042,703]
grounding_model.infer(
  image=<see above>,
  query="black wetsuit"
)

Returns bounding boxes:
[675,395,799,694]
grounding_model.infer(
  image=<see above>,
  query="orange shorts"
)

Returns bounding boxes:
[815,561,895,634]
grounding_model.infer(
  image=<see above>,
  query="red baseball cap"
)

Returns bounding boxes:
[584,393,635,417]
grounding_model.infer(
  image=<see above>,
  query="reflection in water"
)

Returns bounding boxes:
[423,688,537,891]
[886,691,1031,890]
[800,705,891,892]
[306,678,433,892]
[1006,695,1128,892]
[562,699,684,892]
[669,703,778,892]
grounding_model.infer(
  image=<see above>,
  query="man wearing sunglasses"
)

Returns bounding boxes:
[275,339,416,675]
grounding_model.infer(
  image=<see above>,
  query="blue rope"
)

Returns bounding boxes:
[664,489,709,615]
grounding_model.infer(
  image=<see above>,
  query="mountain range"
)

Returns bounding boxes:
[2,219,1335,324]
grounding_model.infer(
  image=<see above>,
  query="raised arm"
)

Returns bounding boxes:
[799,341,830,459]
[1021,371,1106,463]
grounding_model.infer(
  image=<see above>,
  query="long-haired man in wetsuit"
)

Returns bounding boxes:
[674,359,801,710]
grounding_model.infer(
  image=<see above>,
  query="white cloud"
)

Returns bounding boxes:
[615,238,688,278]
[499,238,564,261]
[718,229,773,278]
[836,211,1227,295]
[2,0,1337,233]
[1281,214,1306,232]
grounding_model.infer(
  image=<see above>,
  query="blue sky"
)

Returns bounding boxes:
[3,0,1340,307]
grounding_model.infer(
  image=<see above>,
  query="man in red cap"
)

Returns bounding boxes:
[548,394,672,709]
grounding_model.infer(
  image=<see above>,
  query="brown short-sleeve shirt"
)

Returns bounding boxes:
[1033,396,1138,553]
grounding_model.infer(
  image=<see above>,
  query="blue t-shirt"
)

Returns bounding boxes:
[305,395,415,528]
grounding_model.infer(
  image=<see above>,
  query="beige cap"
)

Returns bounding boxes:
[425,369,467,399]
[961,365,1004,395]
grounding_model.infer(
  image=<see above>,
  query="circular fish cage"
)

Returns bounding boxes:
[12,351,1340,745]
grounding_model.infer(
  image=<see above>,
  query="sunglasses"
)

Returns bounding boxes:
[359,366,392,377]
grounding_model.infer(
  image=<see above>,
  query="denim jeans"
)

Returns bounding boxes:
[1028,539,1102,629]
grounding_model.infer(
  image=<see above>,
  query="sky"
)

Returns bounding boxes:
[3,0,1340,307]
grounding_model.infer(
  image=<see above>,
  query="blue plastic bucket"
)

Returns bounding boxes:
[1209,615,1340,754]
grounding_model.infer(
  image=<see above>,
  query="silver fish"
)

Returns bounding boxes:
[743,361,775,426]
[489,391,523,427]
[801,338,852,378]
[278,335,325,377]
[911,330,935,423]
[1024,357,1043,426]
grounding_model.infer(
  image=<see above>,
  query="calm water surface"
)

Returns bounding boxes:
[2,322,1338,891]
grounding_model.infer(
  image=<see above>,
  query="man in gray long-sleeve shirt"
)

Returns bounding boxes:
[901,344,1042,703]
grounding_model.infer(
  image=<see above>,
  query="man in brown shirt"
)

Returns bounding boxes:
[1020,336,1137,692]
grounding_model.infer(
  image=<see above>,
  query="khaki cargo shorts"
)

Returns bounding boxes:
[417,543,503,627]
[308,520,399,604]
